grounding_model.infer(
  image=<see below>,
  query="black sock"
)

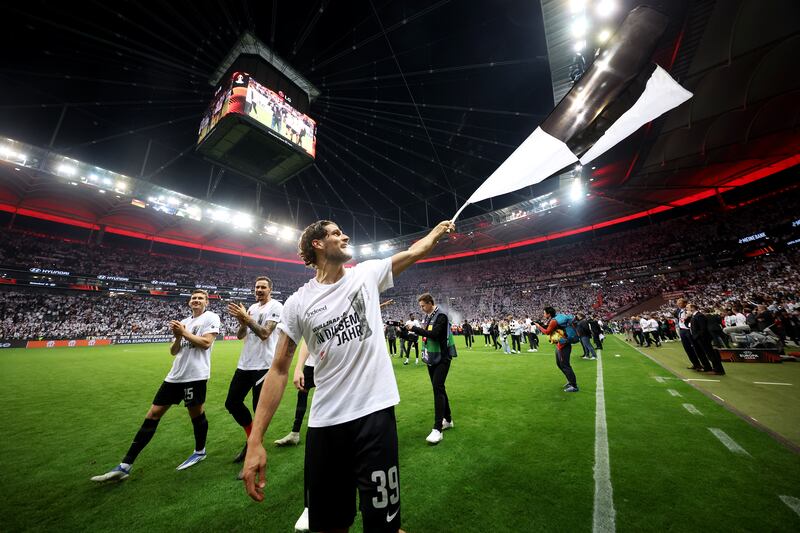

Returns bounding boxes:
[191,412,208,452]
[123,417,160,465]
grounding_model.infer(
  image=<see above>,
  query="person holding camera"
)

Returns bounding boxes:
[406,293,456,445]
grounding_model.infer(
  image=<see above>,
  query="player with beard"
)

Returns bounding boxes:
[242,219,454,533]
[225,277,283,476]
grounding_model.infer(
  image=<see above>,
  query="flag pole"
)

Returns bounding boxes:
[451,200,470,223]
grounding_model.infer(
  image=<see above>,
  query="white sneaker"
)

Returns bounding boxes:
[442,419,454,431]
[274,431,301,446]
[426,429,443,444]
[527,349,534,352]
[415,360,419,365]
[176,451,206,470]
[294,507,309,532]
[90,464,130,482]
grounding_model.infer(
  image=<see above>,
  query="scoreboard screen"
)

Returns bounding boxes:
[198,72,317,158]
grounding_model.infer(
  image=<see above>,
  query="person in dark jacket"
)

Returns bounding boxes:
[706,308,729,348]
[589,316,603,356]
[462,320,474,349]
[407,293,455,445]
[686,304,725,375]
[490,319,500,350]
[576,313,596,360]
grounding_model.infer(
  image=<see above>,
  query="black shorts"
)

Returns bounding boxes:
[152,380,207,407]
[305,406,400,533]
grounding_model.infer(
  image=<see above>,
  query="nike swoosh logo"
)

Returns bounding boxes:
[386,508,399,522]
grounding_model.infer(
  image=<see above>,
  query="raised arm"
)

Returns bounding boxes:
[242,331,298,501]
[391,220,455,277]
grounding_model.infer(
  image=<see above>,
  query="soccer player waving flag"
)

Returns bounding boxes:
[242,219,454,533]
[453,6,692,222]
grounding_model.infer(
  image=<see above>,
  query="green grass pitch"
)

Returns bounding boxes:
[1,336,799,532]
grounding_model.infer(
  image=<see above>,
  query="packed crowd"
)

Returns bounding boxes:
[1,188,798,341]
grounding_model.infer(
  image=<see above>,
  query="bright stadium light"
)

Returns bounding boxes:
[281,227,294,240]
[574,40,586,52]
[232,212,252,229]
[378,243,392,253]
[570,178,584,202]
[167,197,179,206]
[361,245,373,255]
[115,181,126,191]
[102,177,112,186]
[596,0,617,18]
[265,224,278,235]
[571,17,588,38]
[569,0,587,13]
[88,174,99,182]
[598,29,612,43]
[57,163,77,176]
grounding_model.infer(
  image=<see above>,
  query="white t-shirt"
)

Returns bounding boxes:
[165,310,221,383]
[278,258,399,427]
[238,299,284,370]
[482,322,490,334]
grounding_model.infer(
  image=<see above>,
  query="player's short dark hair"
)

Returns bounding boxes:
[298,220,335,268]
[417,293,434,305]
[544,306,556,318]
[255,276,272,289]
[191,289,209,300]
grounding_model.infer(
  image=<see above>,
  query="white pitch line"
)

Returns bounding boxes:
[712,394,725,403]
[685,378,720,382]
[753,382,793,386]
[708,428,750,456]
[593,351,616,533]
[682,403,703,416]
[654,376,665,383]
[667,389,682,397]
[779,495,800,518]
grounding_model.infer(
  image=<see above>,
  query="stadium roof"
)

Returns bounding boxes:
[1,0,799,262]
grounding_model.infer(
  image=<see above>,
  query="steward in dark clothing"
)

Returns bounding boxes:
[686,305,725,375]
[408,294,456,443]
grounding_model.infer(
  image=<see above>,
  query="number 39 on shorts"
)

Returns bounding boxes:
[371,466,399,509]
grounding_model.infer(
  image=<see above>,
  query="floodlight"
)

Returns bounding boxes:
[596,0,616,18]
[57,163,77,176]
[571,18,588,38]
[233,212,252,229]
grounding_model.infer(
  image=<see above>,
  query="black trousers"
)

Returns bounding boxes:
[694,336,725,374]
[491,333,500,349]
[427,358,452,431]
[225,368,267,427]
[465,334,473,347]
[680,328,710,370]
[555,343,577,387]
[528,332,539,348]
[633,331,644,345]
[387,337,397,354]
[292,365,316,432]
[511,334,521,352]
[483,333,491,344]
[402,338,419,358]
